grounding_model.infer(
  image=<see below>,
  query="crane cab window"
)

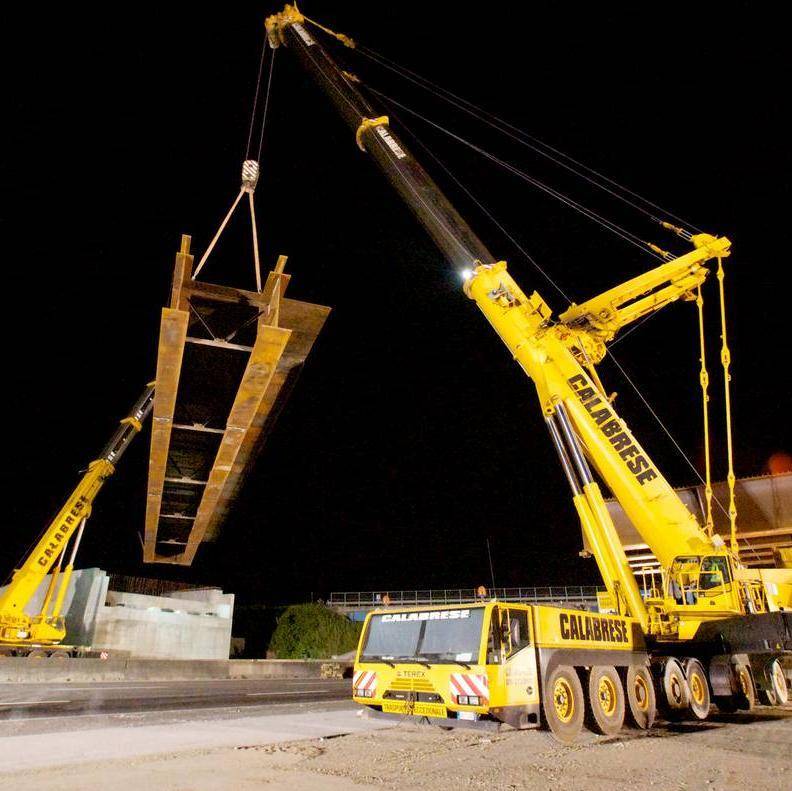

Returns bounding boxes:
[669,556,701,605]
[699,556,731,591]
[487,613,501,664]
[505,608,531,657]
[487,607,531,663]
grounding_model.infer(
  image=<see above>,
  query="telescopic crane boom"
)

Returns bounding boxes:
[265,5,792,640]
[0,383,155,648]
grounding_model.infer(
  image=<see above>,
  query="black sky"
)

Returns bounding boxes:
[2,2,790,603]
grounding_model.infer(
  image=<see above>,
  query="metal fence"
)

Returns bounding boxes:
[329,586,602,610]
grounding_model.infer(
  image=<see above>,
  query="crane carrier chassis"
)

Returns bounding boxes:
[353,601,791,741]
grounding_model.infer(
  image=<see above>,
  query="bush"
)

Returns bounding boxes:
[268,603,362,659]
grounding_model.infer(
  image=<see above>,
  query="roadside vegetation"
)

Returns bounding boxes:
[268,603,362,659]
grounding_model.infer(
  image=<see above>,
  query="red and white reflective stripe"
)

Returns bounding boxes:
[353,670,377,693]
[450,673,489,704]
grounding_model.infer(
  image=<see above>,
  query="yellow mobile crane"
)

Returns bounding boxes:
[266,6,791,740]
[0,383,155,656]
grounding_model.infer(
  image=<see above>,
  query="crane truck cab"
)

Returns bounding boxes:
[353,600,650,742]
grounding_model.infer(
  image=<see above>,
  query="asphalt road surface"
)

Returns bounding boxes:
[0,678,350,721]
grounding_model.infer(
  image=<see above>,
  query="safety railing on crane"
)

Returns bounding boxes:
[328,586,603,611]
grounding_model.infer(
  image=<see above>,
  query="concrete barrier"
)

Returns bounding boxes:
[0,658,352,683]
[229,660,350,679]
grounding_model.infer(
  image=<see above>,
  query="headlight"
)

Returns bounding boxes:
[457,695,468,705]
[468,695,480,706]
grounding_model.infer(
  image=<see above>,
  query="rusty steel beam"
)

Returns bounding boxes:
[143,306,189,562]
[180,272,291,310]
[198,299,331,544]
[170,235,195,311]
[195,301,331,545]
[178,320,292,564]
[145,237,329,565]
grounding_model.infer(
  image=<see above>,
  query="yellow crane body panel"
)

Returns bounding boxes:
[353,602,645,730]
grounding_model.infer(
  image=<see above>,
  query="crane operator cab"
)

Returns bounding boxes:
[663,553,767,620]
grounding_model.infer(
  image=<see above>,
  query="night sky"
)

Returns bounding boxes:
[3,3,789,604]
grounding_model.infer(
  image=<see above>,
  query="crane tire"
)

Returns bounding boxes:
[626,664,656,729]
[660,657,689,712]
[586,665,625,736]
[734,662,756,711]
[762,659,789,706]
[542,665,585,744]
[683,658,711,721]
[26,649,47,660]
[758,688,777,706]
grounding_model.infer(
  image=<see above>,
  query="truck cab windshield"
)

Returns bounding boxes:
[360,607,485,664]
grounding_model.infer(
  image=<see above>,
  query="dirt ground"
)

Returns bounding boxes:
[8,707,792,790]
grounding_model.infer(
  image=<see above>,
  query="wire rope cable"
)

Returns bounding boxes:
[255,46,277,162]
[366,85,665,262]
[356,44,702,233]
[245,37,269,160]
[297,41,481,267]
[382,100,573,304]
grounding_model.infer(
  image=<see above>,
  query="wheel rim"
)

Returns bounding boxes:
[598,676,617,716]
[670,674,682,704]
[634,674,649,711]
[553,678,575,723]
[690,672,705,706]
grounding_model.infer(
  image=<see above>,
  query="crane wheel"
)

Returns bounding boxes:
[758,659,789,706]
[734,662,756,711]
[542,665,585,743]
[586,665,625,736]
[625,664,656,730]
[26,649,48,660]
[683,658,711,721]
[660,658,689,712]
[757,688,777,706]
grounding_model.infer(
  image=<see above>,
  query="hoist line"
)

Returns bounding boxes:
[256,46,278,163]
[245,37,269,160]
[356,44,703,234]
[383,99,573,304]
[365,86,666,263]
